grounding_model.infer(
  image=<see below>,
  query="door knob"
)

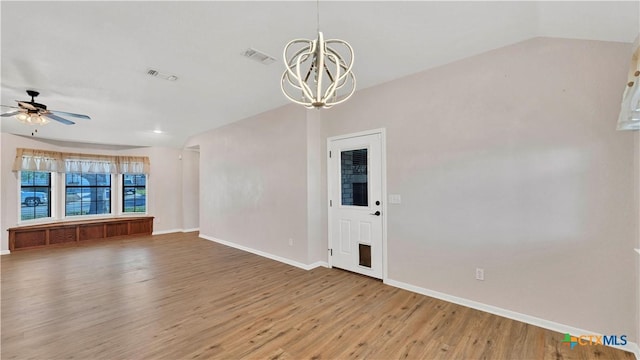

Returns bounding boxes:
[370,211,381,216]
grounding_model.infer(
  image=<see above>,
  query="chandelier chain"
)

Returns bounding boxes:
[316,0,320,33]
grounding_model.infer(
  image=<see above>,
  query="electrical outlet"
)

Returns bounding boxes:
[288,238,293,246]
[475,268,484,281]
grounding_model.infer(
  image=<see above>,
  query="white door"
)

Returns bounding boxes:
[328,131,384,279]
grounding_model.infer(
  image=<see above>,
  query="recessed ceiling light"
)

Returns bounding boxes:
[153,130,163,134]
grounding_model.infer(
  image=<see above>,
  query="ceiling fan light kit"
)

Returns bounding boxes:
[0,90,91,126]
[16,112,50,125]
[281,1,356,109]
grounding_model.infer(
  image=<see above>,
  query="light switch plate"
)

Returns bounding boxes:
[389,194,401,204]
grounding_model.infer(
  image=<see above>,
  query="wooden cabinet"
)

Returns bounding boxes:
[8,217,154,251]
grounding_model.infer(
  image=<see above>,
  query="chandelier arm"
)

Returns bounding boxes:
[304,60,316,82]
[295,49,315,103]
[325,72,356,107]
[323,63,334,83]
[283,39,313,83]
[323,52,341,100]
[326,43,354,70]
[281,73,315,107]
[322,51,348,89]
[286,46,311,66]
[284,51,312,91]
[314,33,326,105]
[325,45,354,83]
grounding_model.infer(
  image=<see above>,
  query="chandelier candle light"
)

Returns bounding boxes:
[281,2,355,109]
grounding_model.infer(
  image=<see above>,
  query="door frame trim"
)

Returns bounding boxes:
[327,128,387,280]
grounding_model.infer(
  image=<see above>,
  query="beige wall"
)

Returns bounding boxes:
[0,133,187,250]
[182,36,637,341]
[181,149,200,231]
[123,146,184,232]
[188,104,311,264]
[321,37,637,339]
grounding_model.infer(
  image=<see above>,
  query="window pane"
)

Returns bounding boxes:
[123,174,146,213]
[20,171,51,221]
[65,172,111,216]
[341,149,368,206]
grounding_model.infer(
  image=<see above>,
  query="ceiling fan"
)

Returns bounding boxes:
[1,90,91,125]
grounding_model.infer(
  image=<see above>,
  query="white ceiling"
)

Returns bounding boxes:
[1,1,638,148]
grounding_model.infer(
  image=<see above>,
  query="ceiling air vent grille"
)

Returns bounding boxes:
[242,48,276,65]
[146,68,178,81]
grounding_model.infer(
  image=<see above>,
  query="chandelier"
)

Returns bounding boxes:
[281,3,355,109]
[15,112,50,125]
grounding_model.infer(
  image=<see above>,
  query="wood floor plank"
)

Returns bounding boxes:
[1,232,635,359]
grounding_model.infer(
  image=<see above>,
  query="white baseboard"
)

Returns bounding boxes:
[153,228,200,235]
[308,261,330,269]
[199,234,326,271]
[385,278,640,359]
[152,229,183,235]
[0,250,11,255]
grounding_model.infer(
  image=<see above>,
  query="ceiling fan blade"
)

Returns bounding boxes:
[1,110,21,117]
[48,110,91,119]
[1,104,20,109]
[43,113,75,125]
[17,101,37,110]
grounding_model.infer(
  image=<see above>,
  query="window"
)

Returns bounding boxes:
[65,173,111,216]
[20,171,52,221]
[14,149,151,221]
[123,174,146,213]
[341,149,368,206]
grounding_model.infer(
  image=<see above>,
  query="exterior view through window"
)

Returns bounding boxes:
[65,173,111,216]
[20,171,51,221]
[123,174,146,213]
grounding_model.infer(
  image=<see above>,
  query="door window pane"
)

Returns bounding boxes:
[341,149,368,206]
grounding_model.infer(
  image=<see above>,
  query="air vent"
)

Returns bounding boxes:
[242,48,276,65]
[146,68,178,81]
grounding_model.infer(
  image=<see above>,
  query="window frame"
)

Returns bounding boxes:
[18,171,54,224]
[121,174,147,214]
[17,170,149,225]
[63,172,113,219]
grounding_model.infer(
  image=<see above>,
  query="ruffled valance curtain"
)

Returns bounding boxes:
[117,156,150,174]
[12,148,150,174]
[12,149,65,172]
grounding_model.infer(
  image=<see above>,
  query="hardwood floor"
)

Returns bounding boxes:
[1,232,634,359]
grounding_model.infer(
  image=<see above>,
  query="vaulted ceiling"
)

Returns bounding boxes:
[1,1,638,148]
